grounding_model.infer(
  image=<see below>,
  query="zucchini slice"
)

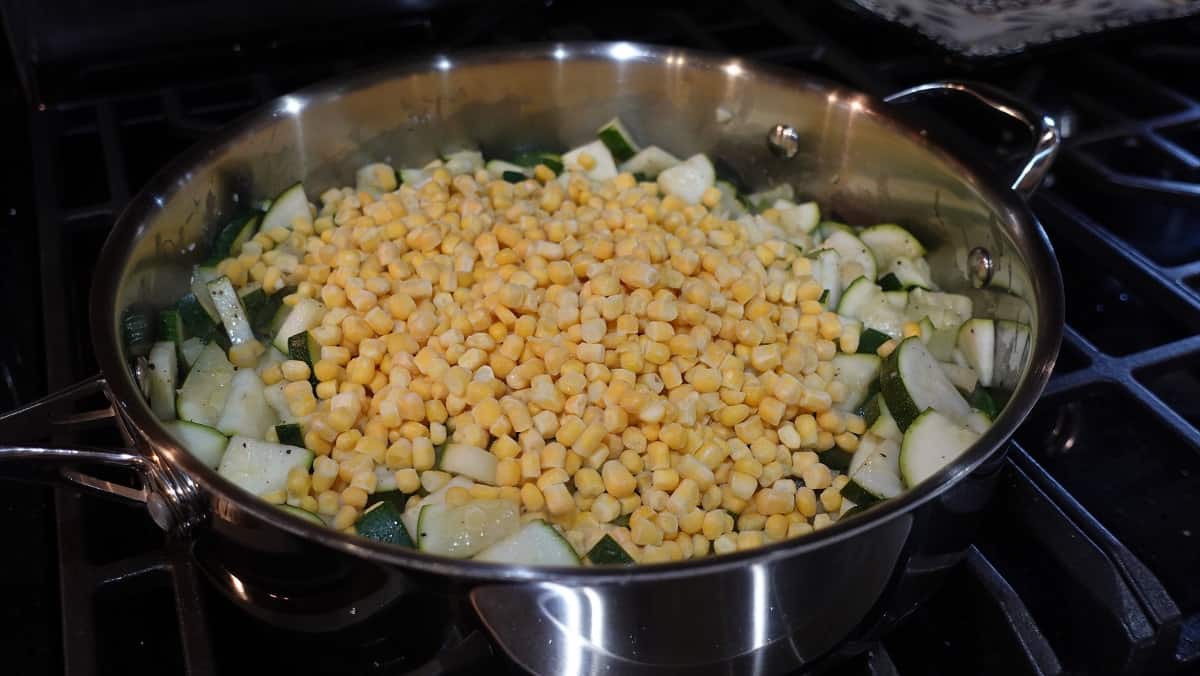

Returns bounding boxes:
[838,277,906,338]
[157,309,185,350]
[596,117,640,162]
[584,533,635,565]
[939,361,979,392]
[401,476,473,542]
[271,298,325,353]
[179,337,207,369]
[810,248,842,309]
[357,501,415,546]
[438,443,498,484]
[857,328,891,355]
[513,151,564,175]
[176,342,235,426]
[821,230,877,287]
[355,163,398,196]
[208,213,259,262]
[880,337,971,431]
[417,499,520,558]
[869,395,903,443]
[259,183,310,232]
[919,317,958,361]
[619,145,679,178]
[215,368,277,439]
[777,200,821,235]
[217,436,314,497]
[177,292,218,339]
[206,276,256,346]
[859,223,926,271]
[906,288,972,331]
[831,353,882,413]
[274,422,305,448]
[886,256,934,290]
[163,419,228,469]
[443,150,484,176]
[485,160,531,182]
[744,184,794,212]
[146,341,178,421]
[563,140,619,181]
[899,409,980,487]
[957,318,996,387]
[843,434,903,503]
[657,153,715,205]
[476,519,582,565]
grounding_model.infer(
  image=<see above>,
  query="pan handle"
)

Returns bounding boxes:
[0,375,153,506]
[883,80,1061,199]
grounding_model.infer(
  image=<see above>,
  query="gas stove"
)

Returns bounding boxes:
[2,2,1199,674]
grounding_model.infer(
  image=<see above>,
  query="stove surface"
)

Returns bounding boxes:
[3,2,1200,675]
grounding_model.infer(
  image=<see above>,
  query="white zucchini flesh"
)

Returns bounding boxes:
[416,499,520,558]
[906,288,973,331]
[900,410,981,487]
[869,395,902,443]
[888,256,934,289]
[399,168,431,187]
[838,277,906,338]
[957,318,996,387]
[847,434,903,499]
[164,420,227,469]
[820,230,877,287]
[474,520,580,565]
[402,476,473,542]
[176,342,235,426]
[190,266,221,323]
[939,361,979,392]
[881,337,971,430]
[443,150,484,176]
[262,381,298,424]
[355,163,398,195]
[259,183,311,232]
[438,443,498,484]
[859,223,926,270]
[965,409,993,435]
[271,298,325,352]
[776,200,821,235]
[206,276,255,346]
[215,368,278,439]
[809,249,842,309]
[217,436,314,497]
[147,341,178,421]
[831,353,882,412]
[656,153,715,205]
[919,317,958,361]
[619,145,680,178]
[562,140,619,181]
[994,320,1032,390]
[745,184,794,211]
[180,337,207,369]
[485,160,530,180]
[883,290,909,309]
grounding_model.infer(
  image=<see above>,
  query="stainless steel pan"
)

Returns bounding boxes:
[0,43,1063,674]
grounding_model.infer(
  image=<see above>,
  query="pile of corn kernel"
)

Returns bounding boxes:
[214,157,868,563]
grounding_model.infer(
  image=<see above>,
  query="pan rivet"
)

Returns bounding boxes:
[969,247,994,288]
[147,493,175,531]
[767,124,800,159]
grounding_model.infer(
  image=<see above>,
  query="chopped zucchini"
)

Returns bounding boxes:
[563,140,618,181]
[146,341,178,421]
[259,183,310,232]
[656,153,715,205]
[356,163,398,195]
[859,223,925,271]
[215,368,277,439]
[831,353,882,413]
[274,423,305,448]
[744,184,794,212]
[899,410,980,487]
[278,504,325,525]
[207,213,259,263]
[417,499,520,558]
[207,276,256,346]
[957,318,996,387]
[596,117,640,162]
[584,533,634,565]
[512,151,563,174]
[271,298,325,353]
[176,342,235,426]
[357,501,415,546]
[618,146,679,178]
[857,328,891,355]
[122,307,154,357]
[821,229,877,287]
[163,419,227,469]
[880,337,971,431]
[217,436,314,497]
[475,519,581,565]
[176,292,218,339]
[438,443,498,484]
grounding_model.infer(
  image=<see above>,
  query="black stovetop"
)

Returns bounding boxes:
[3,2,1200,674]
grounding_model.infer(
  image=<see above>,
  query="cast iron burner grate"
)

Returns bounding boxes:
[6,1,1200,674]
